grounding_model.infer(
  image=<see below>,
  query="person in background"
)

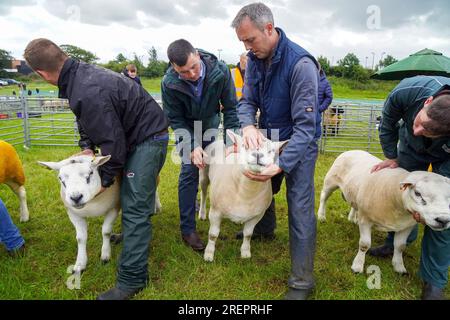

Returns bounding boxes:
[122,63,142,86]
[315,64,333,137]
[231,52,248,100]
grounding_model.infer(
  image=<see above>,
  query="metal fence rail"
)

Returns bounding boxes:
[0,95,385,154]
[319,102,384,154]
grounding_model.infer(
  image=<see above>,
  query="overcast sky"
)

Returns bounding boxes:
[1,0,449,67]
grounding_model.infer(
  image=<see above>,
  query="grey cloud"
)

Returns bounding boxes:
[0,0,37,16]
[283,0,450,33]
[39,0,248,28]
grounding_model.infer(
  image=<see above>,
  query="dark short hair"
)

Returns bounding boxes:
[423,91,450,137]
[167,39,196,67]
[24,38,68,72]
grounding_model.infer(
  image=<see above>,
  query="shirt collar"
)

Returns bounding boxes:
[58,58,77,99]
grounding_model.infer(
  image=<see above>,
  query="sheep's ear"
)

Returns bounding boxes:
[399,182,413,191]
[400,173,422,190]
[91,155,111,167]
[226,129,242,145]
[37,161,63,171]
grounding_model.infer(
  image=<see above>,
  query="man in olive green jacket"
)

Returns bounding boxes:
[162,39,240,251]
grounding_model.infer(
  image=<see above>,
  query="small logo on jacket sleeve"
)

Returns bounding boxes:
[305,107,314,112]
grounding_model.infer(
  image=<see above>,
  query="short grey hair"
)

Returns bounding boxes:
[231,2,274,31]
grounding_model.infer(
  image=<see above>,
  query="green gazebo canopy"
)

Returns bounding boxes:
[371,49,450,80]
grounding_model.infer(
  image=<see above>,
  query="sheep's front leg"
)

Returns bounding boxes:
[240,215,262,259]
[198,167,209,221]
[392,226,414,274]
[101,209,119,263]
[204,209,221,262]
[68,212,88,273]
[351,221,372,273]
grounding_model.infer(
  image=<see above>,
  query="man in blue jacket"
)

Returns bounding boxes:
[371,76,450,300]
[232,3,320,300]
[316,66,333,137]
[162,39,240,252]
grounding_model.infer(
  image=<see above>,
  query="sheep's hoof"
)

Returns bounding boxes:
[351,265,364,274]
[101,258,110,265]
[204,252,214,262]
[241,252,251,259]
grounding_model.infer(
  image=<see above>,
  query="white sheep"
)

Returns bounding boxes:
[38,155,120,274]
[317,150,450,274]
[0,140,29,222]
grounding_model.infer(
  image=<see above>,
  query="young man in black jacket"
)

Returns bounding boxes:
[24,38,169,300]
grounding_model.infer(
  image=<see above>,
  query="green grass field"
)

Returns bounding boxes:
[0,145,447,300]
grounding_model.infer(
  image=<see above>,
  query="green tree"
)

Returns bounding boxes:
[144,47,168,78]
[338,53,366,80]
[0,49,13,69]
[317,55,331,75]
[379,54,398,68]
[60,44,99,64]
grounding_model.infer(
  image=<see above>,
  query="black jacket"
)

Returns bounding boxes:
[58,58,169,187]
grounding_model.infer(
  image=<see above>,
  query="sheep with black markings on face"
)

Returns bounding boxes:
[317,150,450,274]
[38,155,120,274]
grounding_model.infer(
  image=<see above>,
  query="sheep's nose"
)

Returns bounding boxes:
[435,217,450,227]
[252,152,264,160]
[70,194,83,204]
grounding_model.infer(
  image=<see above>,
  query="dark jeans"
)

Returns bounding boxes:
[178,140,214,235]
[117,137,168,290]
[0,199,25,251]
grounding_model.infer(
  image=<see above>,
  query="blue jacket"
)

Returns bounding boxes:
[318,72,333,113]
[315,71,333,137]
[238,28,319,174]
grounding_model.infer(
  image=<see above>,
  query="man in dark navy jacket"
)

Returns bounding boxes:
[24,38,169,300]
[232,3,320,300]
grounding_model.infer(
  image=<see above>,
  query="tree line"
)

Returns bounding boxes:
[1,45,397,81]
[318,53,398,82]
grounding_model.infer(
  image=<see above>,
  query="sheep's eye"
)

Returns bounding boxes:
[86,171,94,184]
[59,177,66,188]
[414,191,427,205]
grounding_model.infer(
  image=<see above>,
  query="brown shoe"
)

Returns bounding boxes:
[182,232,206,251]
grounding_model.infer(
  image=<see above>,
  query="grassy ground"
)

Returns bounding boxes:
[328,76,399,100]
[1,145,447,300]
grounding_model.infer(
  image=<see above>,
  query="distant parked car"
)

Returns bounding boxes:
[5,79,20,85]
[0,80,8,86]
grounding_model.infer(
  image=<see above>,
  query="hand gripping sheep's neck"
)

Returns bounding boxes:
[38,155,120,274]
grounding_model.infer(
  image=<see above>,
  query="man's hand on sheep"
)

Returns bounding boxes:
[75,149,95,157]
[412,212,426,225]
[242,125,265,150]
[371,158,399,173]
[191,147,208,170]
[244,164,282,182]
